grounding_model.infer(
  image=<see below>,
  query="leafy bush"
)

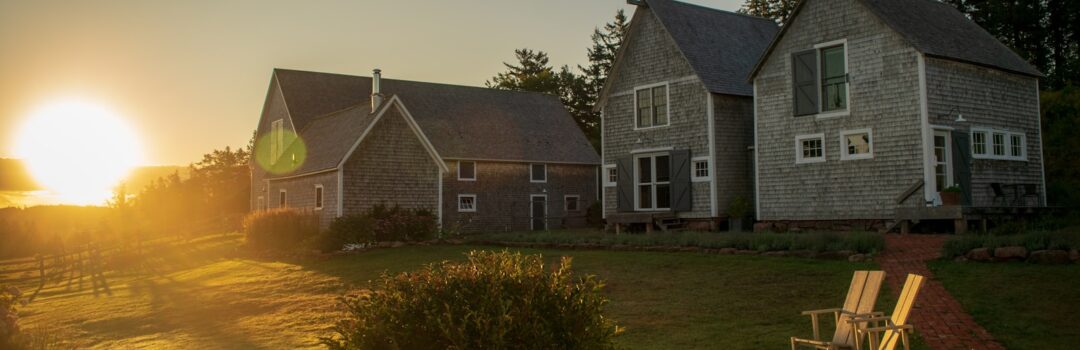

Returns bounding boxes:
[1,286,22,349]
[310,204,438,252]
[242,209,320,251]
[321,250,621,349]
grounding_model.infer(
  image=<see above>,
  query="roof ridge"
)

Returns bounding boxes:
[651,0,776,23]
[273,67,563,100]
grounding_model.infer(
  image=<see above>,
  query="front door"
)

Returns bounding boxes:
[933,130,954,200]
[530,195,547,231]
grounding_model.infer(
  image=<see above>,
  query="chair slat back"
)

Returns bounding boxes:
[832,271,885,345]
[879,274,924,350]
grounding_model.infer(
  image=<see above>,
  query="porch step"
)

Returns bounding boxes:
[656,218,687,232]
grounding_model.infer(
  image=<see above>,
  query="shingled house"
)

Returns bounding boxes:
[749,0,1046,232]
[597,0,777,231]
[251,69,600,233]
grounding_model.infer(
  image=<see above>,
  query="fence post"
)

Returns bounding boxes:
[37,254,45,288]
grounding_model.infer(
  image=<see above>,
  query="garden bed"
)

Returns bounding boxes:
[942,230,1080,264]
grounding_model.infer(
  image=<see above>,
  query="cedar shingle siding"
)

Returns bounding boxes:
[752,0,1044,221]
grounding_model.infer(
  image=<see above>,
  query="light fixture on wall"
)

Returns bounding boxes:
[940,106,967,123]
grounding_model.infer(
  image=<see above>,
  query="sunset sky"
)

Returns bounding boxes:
[0,0,740,167]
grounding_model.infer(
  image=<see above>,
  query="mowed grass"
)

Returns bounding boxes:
[18,235,926,349]
[929,261,1080,349]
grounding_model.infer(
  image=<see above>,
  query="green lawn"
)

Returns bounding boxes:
[930,260,1080,349]
[17,236,927,349]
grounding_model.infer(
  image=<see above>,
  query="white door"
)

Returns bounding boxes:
[932,130,953,203]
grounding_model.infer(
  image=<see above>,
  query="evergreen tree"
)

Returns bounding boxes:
[738,0,797,24]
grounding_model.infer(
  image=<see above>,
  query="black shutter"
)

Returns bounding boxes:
[616,157,634,212]
[670,150,692,212]
[792,50,819,116]
[952,131,973,206]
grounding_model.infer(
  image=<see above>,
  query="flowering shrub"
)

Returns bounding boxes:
[321,250,621,349]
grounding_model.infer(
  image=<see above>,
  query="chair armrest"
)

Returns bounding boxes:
[800,308,844,316]
[863,324,914,333]
[847,316,892,324]
[839,310,884,318]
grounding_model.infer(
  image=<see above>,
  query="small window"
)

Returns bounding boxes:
[692,158,710,182]
[458,194,477,212]
[270,119,284,161]
[564,195,580,211]
[530,163,547,183]
[840,129,873,160]
[820,45,847,112]
[992,133,1006,156]
[279,189,287,207]
[1010,134,1023,158]
[972,131,987,155]
[603,164,617,187]
[635,84,669,128]
[795,134,826,164]
[314,185,324,210]
[458,161,476,181]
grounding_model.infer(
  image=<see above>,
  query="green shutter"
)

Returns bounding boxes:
[616,157,634,212]
[952,130,973,206]
[670,150,692,212]
[792,50,819,116]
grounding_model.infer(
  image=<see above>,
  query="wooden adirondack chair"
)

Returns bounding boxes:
[848,274,925,350]
[791,270,886,350]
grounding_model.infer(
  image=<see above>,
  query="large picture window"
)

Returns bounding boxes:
[792,40,848,117]
[820,45,847,112]
[636,154,671,210]
[635,84,669,128]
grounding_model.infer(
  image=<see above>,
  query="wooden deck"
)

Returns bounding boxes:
[895,205,1059,233]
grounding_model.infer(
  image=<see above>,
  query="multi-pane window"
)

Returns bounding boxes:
[840,129,873,160]
[692,158,710,182]
[795,134,826,164]
[636,155,671,210]
[972,128,1025,160]
[972,131,987,155]
[820,45,847,112]
[458,161,476,181]
[604,165,617,187]
[458,195,477,212]
[314,185,324,209]
[635,85,668,128]
[565,195,580,211]
[992,133,1006,156]
[530,163,547,183]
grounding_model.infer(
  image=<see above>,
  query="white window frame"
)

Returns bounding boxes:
[813,39,850,119]
[971,127,1027,161]
[530,163,547,183]
[564,195,580,212]
[270,119,284,161]
[314,184,324,210]
[633,82,671,130]
[457,194,477,212]
[795,133,827,164]
[634,153,671,211]
[839,128,874,161]
[278,189,287,208]
[603,164,617,187]
[457,161,476,181]
[691,157,711,182]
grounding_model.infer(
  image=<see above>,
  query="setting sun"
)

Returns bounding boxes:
[13,99,143,205]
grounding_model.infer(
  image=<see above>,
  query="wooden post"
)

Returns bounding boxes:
[645,222,654,234]
[614,223,622,235]
[954,219,968,234]
[37,255,45,289]
[900,220,910,234]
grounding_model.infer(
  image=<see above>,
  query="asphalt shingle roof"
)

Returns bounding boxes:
[271,69,600,176]
[646,0,779,96]
[859,0,1041,77]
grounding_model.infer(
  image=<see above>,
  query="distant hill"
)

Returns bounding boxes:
[0,158,189,207]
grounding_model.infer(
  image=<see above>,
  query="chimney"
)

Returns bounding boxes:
[371,68,383,111]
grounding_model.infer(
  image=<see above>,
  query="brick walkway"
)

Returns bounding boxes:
[877,235,1006,350]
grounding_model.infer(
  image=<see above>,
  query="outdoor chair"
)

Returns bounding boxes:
[848,274,925,350]
[989,183,1008,206]
[1017,184,1040,207]
[790,270,886,350]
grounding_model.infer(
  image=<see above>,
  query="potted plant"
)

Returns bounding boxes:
[940,185,962,206]
[728,196,751,232]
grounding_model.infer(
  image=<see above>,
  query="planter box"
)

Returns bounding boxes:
[940,191,961,206]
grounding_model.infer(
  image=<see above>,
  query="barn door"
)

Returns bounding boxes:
[530,195,547,231]
[951,130,973,206]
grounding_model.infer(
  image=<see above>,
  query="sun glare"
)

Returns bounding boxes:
[14,99,144,206]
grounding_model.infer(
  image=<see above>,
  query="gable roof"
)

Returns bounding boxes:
[748,0,1041,80]
[271,69,600,176]
[643,0,779,96]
